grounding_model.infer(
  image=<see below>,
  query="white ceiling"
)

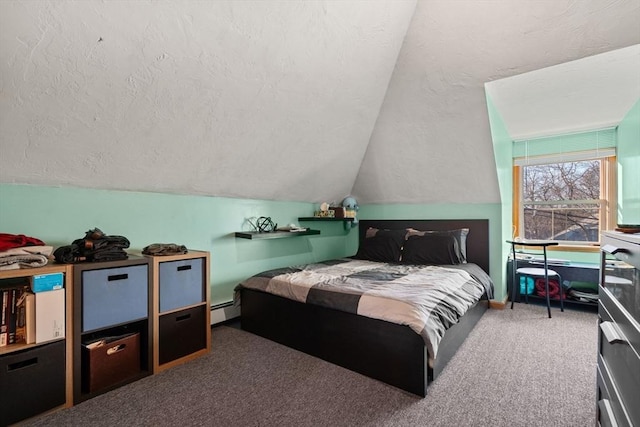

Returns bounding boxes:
[352,0,640,204]
[1,1,639,205]
[0,0,416,203]
[485,44,640,140]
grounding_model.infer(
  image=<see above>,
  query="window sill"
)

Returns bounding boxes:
[548,244,600,253]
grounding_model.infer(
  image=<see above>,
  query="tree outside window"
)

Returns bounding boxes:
[522,160,601,243]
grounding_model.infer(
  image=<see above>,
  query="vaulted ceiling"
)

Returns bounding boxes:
[485,44,640,141]
[1,1,639,205]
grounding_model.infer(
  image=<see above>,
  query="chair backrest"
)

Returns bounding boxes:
[507,239,559,275]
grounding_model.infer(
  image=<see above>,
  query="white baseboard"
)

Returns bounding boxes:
[210,301,240,325]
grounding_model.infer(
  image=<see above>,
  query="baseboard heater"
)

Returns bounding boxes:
[210,301,240,325]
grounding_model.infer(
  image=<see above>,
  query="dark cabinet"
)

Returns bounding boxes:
[597,231,640,427]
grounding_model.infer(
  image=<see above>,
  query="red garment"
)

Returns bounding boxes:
[534,278,566,300]
[0,233,46,251]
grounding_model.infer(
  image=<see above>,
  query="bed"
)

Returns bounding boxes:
[235,219,493,397]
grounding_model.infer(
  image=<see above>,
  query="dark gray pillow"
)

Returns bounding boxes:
[353,228,406,263]
[406,228,469,263]
[402,233,462,265]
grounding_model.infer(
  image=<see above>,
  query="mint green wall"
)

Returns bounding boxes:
[357,203,504,299]
[484,94,603,294]
[486,92,614,276]
[486,93,514,301]
[0,184,352,305]
[617,99,640,225]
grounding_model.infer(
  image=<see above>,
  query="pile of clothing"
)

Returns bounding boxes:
[54,228,130,263]
[565,280,599,303]
[534,278,566,300]
[142,243,188,256]
[0,233,52,270]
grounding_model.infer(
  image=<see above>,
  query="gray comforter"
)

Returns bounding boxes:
[235,258,493,363]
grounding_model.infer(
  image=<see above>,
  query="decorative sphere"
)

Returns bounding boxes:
[256,216,276,232]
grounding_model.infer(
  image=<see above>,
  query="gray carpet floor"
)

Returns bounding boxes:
[23,303,598,427]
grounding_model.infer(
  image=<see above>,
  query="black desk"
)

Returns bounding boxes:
[506,240,560,317]
[506,258,599,309]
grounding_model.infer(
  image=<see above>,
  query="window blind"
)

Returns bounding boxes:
[513,127,617,166]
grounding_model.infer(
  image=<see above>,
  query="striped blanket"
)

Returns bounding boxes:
[235,258,493,363]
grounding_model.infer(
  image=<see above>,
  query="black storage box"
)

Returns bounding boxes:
[0,340,66,426]
[159,305,206,365]
[82,332,140,393]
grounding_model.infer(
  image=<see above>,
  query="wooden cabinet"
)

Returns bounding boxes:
[1,251,210,420]
[0,264,73,425]
[146,250,210,372]
[597,231,640,427]
[0,249,211,421]
[71,256,153,404]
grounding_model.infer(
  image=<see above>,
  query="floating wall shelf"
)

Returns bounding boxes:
[298,217,354,222]
[234,230,321,240]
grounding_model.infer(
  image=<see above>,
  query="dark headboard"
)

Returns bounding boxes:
[358,219,490,274]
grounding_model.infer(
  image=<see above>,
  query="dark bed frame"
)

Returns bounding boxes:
[239,219,490,397]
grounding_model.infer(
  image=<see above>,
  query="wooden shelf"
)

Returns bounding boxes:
[71,256,153,404]
[0,263,74,423]
[235,230,320,240]
[298,217,354,222]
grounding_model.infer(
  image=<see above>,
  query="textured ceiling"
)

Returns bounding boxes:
[485,44,640,140]
[352,0,640,204]
[0,0,416,203]
[1,1,639,205]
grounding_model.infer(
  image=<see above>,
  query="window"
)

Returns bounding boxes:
[512,128,617,246]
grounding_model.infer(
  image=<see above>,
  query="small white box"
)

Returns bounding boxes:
[35,289,65,343]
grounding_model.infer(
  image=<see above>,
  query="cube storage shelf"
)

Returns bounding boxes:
[72,256,154,404]
[2,250,211,422]
[146,250,211,372]
[0,264,73,426]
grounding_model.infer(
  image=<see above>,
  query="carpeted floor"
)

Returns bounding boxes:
[23,303,598,427]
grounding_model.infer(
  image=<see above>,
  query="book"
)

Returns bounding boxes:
[7,288,18,344]
[15,286,31,344]
[24,291,35,344]
[0,289,8,347]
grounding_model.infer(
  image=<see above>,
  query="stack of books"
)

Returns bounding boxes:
[1,272,65,348]
[0,282,35,347]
